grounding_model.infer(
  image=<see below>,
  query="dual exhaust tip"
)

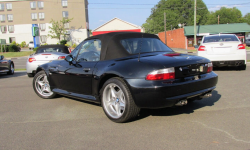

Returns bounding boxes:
[175,92,212,106]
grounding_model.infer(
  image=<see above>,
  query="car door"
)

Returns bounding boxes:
[0,56,9,72]
[52,39,101,95]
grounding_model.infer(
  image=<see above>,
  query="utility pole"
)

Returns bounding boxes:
[164,12,167,45]
[218,15,220,24]
[194,0,197,46]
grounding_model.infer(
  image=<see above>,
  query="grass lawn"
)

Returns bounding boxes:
[15,68,26,71]
[246,46,250,50]
[248,60,250,62]
[0,51,34,58]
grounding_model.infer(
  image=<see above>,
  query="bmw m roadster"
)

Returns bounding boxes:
[32,32,218,123]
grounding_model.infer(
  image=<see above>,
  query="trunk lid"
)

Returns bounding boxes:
[203,41,240,55]
[141,53,211,78]
[34,52,66,61]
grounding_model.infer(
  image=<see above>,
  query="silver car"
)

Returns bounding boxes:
[246,38,250,47]
[26,45,70,77]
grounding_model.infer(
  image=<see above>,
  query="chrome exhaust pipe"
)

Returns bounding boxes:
[200,93,212,99]
[175,100,188,106]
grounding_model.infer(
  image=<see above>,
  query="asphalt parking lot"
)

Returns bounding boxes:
[0,68,250,149]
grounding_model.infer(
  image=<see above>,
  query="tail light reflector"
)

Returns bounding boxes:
[28,58,36,62]
[238,44,245,50]
[146,68,175,80]
[198,45,206,51]
[58,56,66,59]
[207,62,213,73]
[163,53,180,57]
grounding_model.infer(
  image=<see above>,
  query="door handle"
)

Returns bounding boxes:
[83,68,91,72]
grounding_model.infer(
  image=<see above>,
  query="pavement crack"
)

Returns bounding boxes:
[192,121,250,144]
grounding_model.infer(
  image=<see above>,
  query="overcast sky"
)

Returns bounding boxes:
[88,0,250,30]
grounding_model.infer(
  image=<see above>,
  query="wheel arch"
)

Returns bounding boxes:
[98,74,121,94]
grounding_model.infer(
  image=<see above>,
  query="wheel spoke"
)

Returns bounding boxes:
[110,86,116,98]
[37,81,44,87]
[43,75,48,83]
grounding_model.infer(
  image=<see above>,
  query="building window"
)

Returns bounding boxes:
[40,24,46,31]
[38,1,44,8]
[7,14,13,21]
[0,14,5,21]
[1,26,7,33]
[40,35,47,43]
[64,23,69,29]
[0,3,4,10]
[8,25,14,33]
[31,13,37,20]
[6,3,12,10]
[39,13,45,19]
[62,0,67,7]
[9,37,15,43]
[30,2,36,9]
[62,11,68,18]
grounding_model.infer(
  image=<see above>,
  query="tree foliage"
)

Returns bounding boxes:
[244,13,250,25]
[142,0,209,34]
[47,18,73,41]
[206,7,244,25]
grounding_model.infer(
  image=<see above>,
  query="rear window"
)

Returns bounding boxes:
[36,47,69,54]
[203,35,239,43]
[120,38,173,54]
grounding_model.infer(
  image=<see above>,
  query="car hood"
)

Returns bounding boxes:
[140,53,210,68]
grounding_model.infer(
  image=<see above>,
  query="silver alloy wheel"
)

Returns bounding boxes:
[10,64,14,74]
[103,83,126,119]
[35,74,53,97]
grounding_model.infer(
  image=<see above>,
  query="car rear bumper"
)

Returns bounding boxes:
[125,72,218,108]
[212,60,245,67]
[26,61,50,73]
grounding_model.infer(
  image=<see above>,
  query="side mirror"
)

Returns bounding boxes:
[65,55,73,62]
[0,55,4,60]
[194,45,199,49]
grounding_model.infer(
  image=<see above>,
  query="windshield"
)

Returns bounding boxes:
[120,38,173,54]
[36,47,69,54]
[203,35,239,43]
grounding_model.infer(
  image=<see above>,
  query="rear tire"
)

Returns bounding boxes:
[101,77,140,123]
[33,70,57,99]
[238,64,246,70]
[7,63,14,75]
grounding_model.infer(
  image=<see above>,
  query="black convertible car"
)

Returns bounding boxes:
[0,55,14,75]
[33,32,218,123]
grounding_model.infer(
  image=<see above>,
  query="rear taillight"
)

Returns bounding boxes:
[58,56,66,59]
[198,45,206,51]
[68,48,72,53]
[207,62,213,73]
[238,44,245,50]
[28,58,36,62]
[146,68,175,80]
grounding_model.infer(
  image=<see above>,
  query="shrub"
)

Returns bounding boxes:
[8,44,19,52]
[65,43,70,47]
[20,41,26,48]
[72,43,77,48]
[60,40,67,45]
[41,43,48,46]
[33,47,38,52]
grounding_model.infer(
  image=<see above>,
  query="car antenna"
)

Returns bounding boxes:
[138,34,143,62]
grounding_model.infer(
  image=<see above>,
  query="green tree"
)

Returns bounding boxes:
[142,0,209,34]
[47,18,73,41]
[244,13,250,25]
[206,7,244,25]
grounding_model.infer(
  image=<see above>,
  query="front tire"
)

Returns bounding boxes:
[101,77,140,123]
[27,73,34,77]
[33,70,57,99]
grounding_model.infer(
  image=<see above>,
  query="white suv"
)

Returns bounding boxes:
[198,34,246,70]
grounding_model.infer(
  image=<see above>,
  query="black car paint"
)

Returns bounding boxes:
[36,52,218,108]
[0,56,14,73]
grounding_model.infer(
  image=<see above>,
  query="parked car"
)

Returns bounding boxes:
[0,55,14,75]
[32,32,218,123]
[246,38,250,47]
[198,34,246,70]
[28,41,34,49]
[26,45,70,77]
